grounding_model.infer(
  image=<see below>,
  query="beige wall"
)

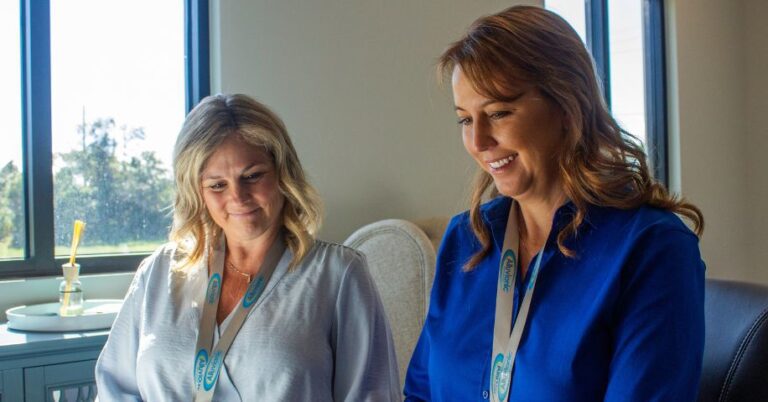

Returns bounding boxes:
[668,0,767,283]
[211,0,767,282]
[210,0,537,243]
[744,0,768,283]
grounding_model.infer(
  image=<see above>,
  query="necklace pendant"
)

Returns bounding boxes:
[226,260,251,283]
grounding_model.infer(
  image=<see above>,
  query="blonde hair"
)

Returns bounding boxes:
[438,6,703,270]
[171,94,322,270]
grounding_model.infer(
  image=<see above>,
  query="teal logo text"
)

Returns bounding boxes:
[499,250,516,293]
[203,350,224,391]
[242,276,266,308]
[194,349,208,390]
[207,273,221,305]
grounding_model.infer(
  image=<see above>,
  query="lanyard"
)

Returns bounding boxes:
[193,233,285,402]
[490,201,545,402]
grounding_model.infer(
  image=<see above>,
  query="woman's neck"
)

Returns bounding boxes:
[224,228,281,276]
[516,188,568,251]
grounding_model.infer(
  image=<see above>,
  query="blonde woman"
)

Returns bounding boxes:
[405,6,705,402]
[96,94,399,401]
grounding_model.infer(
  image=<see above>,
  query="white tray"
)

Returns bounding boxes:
[6,299,123,332]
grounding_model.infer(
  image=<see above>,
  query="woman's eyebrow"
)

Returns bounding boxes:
[240,162,271,174]
[454,93,527,111]
[201,162,269,180]
[497,90,527,103]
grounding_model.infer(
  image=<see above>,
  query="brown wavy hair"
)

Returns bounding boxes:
[438,6,703,270]
[171,94,322,270]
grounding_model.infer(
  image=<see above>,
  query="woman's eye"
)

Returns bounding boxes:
[207,182,226,191]
[489,111,511,120]
[456,117,472,126]
[243,172,264,182]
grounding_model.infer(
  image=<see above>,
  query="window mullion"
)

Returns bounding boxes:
[23,0,56,276]
[642,0,668,185]
[185,0,210,113]
[585,0,611,108]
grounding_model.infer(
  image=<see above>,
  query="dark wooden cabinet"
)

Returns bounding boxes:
[0,324,107,402]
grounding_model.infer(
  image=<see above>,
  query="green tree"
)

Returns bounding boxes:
[0,162,23,249]
[54,118,173,249]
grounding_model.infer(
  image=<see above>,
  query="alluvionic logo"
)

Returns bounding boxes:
[242,276,266,308]
[194,349,208,390]
[491,352,512,401]
[203,351,224,391]
[499,250,516,293]
[207,274,221,304]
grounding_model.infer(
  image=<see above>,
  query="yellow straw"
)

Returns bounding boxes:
[69,220,86,266]
[62,220,86,315]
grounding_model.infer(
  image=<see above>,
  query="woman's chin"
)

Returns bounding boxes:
[222,226,267,243]
[493,181,526,199]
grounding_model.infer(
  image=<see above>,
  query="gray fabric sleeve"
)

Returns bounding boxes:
[94,257,150,402]
[332,252,401,402]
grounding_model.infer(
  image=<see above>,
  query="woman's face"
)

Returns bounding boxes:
[452,67,565,203]
[200,134,285,245]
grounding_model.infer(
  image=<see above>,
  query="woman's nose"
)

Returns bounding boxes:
[230,183,249,203]
[471,120,496,152]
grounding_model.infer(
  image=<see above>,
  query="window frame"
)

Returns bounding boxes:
[1,0,209,279]
[577,0,669,184]
[642,0,668,184]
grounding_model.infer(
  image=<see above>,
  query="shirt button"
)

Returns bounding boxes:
[483,390,489,399]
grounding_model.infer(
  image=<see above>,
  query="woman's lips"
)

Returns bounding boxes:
[228,208,259,217]
[487,154,517,173]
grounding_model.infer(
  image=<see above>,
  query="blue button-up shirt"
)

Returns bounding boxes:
[404,196,705,401]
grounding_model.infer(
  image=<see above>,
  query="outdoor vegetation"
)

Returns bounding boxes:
[0,118,174,258]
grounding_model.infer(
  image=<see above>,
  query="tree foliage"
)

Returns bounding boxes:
[0,161,23,249]
[0,117,174,250]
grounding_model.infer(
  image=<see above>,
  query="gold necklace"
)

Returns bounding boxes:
[225,260,251,282]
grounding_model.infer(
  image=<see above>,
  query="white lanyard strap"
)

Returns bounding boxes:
[490,201,545,402]
[193,234,285,402]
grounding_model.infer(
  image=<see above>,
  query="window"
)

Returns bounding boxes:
[545,0,668,183]
[0,0,24,261]
[0,0,209,278]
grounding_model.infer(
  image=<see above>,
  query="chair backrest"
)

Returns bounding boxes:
[344,219,442,385]
[699,279,768,402]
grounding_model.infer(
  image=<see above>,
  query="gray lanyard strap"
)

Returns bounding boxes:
[490,201,545,402]
[193,234,285,402]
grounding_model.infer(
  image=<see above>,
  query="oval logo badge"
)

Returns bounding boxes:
[194,349,208,390]
[203,350,224,391]
[207,273,221,305]
[499,250,516,293]
[242,276,265,308]
[492,352,512,401]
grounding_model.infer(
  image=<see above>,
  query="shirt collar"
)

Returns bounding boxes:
[483,196,594,252]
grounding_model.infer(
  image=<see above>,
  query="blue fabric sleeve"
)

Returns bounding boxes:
[604,227,705,401]
[403,327,431,401]
[403,214,467,401]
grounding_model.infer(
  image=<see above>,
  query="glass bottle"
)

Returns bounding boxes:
[59,263,84,316]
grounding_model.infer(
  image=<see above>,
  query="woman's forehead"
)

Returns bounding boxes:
[200,136,272,178]
[453,65,531,101]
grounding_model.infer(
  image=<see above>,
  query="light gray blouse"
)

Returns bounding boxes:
[95,240,400,401]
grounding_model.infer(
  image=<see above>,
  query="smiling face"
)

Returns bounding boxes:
[452,67,566,203]
[200,134,284,245]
